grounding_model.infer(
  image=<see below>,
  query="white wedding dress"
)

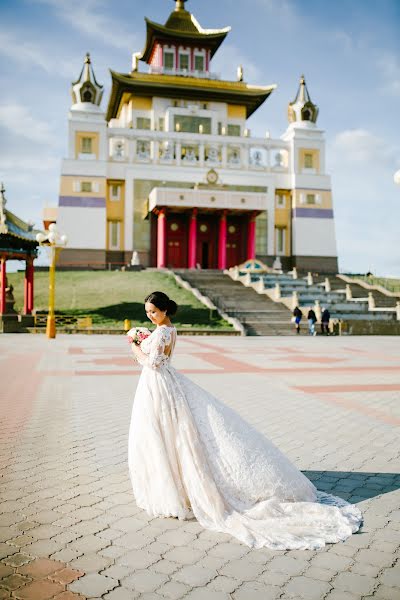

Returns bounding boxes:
[128,326,363,550]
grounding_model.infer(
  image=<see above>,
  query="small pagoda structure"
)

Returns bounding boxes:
[0,184,39,332]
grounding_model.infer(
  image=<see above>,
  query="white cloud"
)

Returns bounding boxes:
[32,0,140,52]
[0,104,57,144]
[329,128,398,169]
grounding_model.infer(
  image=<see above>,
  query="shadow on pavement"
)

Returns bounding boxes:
[303,470,400,502]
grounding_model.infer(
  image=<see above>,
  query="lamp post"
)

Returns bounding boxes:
[36,224,67,339]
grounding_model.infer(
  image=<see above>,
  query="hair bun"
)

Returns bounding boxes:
[166,299,178,316]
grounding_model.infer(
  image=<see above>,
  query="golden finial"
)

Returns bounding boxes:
[85,52,91,64]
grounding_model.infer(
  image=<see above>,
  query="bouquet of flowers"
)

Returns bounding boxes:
[126,326,151,345]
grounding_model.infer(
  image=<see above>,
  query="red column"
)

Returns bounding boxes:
[24,257,34,315]
[157,209,167,268]
[188,208,197,268]
[0,258,6,315]
[218,211,227,270]
[247,212,257,259]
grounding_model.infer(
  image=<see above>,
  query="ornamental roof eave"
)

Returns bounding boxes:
[2,209,40,244]
[106,70,277,121]
[140,18,231,63]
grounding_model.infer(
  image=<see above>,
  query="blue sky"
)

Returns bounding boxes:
[0,0,399,275]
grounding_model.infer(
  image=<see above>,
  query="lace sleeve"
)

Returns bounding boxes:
[136,327,171,370]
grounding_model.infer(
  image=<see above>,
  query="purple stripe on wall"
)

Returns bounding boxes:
[59,196,106,208]
[292,208,334,219]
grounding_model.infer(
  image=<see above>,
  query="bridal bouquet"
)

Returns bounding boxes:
[126,326,151,345]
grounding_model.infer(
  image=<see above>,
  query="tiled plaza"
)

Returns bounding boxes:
[0,333,399,599]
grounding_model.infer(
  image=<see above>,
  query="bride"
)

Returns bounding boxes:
[128,291,363,550]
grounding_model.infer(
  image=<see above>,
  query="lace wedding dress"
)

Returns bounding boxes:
[128,326,363,550]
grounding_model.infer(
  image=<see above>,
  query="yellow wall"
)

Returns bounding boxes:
[106,180,125,250]
[227,104,246,119]
[131,96,153,110]
[75,132,99,159]
[59,175,105,196]
[298,148,320,172]
[292,189,332,209]
[274,190,291,255]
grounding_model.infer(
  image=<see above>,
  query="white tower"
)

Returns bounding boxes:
[282,75,338,273]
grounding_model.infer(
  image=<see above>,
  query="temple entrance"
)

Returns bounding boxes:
[226,216,246,268]
[166,213,187,268]
[196,215,217,268]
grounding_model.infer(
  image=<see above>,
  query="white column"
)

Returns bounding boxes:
[124,174,134,253]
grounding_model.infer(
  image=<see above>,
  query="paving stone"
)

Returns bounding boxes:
[184,590,230,600]
[69,572,118,597]
[102,587,139,599]
[27,524,62,540]
[305,563,338,587]
[20,539,64,557]
[331,572,376,595]
[311,551,353,572]
[267,555,308,575]
[3,554,33,568]
[116,550,159,569]
[123,569,168,593]
[258,570,291,586]
[67,534,109,554]
[0,565,13,580]
[219,560,264,582]
[325,591,360,600]
[0,546,18,561]
[156,529,196,547]
[156,580,190,599]
[372,584,400,599]
[152,559,180,575]
[208,543,248,560]
[163,546,205,565]
[114,531,152,550]
[233,582,281,600]
[70,553,113,574]
[380,566,400,588]
[52,592,87,600]
[98,545,126,559]
[99,564,133,580]
[11,579,65,600]
[355,548,394,567]
[0,590,11,599]
[173,564,217,587]
[17,558,65,579]
[49,567,85,585]
[284,576,331,599]
[207,575,239,593]
[6,536,35,549]
[0,573,30,591]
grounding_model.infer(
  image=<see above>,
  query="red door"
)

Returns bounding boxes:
[226,216,245,268]
[166,214,187,268]
[196,216,217,268]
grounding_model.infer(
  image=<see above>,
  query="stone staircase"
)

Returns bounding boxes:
[174,269,294,335]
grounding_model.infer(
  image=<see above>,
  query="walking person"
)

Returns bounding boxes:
[293,305,303,334]
[307,308,317,336]
[321,307,331,335]
[127,291,362,550]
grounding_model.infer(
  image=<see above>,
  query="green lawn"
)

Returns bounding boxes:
[7,270,232,330]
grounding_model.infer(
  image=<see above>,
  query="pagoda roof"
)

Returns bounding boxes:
[140,2,230,63]
[106,71,276,121]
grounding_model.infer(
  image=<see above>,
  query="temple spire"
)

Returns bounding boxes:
[288,74,319,124]
[71,53,104,107]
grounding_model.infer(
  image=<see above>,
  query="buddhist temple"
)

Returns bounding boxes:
[55,0,338,273]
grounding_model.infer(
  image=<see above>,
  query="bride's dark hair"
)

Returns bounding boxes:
[144,291,178,316]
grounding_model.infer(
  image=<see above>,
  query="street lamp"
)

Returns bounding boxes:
[36,223,67,339]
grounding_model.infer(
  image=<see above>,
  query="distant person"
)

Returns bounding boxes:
[293,306,303,334]
[307,308,317,336]
[321,307,331,335]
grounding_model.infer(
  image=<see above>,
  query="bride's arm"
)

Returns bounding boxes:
[131,328,169,369]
